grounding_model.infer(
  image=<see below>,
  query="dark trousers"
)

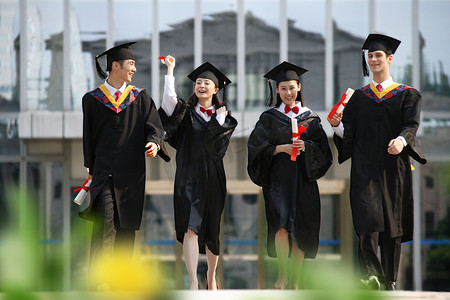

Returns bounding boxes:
[90,177,135,267]
[357,232,401,283]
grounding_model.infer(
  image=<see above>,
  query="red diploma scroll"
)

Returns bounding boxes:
[327,88,355,120]
[73,178,92,205]
[158,56,175,63]
[290,118,309,161]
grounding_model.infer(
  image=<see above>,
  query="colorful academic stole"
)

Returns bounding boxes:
[88,85,142,113]
[361,83,411,103]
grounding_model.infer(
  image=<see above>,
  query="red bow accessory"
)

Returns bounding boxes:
[285,105,299,114]
[327,88,355,120]
[200,106,213,116]
[376,84,383,92]
[291,118,309,161]
[73,178,92,205]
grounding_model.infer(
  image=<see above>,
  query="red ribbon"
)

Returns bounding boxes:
[290,124,309,161]
[73,178,90,193]
[158,56,174,63]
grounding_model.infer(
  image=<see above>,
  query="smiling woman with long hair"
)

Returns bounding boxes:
[247,61,332,289]
[158,56,237,290]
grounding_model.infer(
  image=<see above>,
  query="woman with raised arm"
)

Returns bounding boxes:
[159,55,237,290]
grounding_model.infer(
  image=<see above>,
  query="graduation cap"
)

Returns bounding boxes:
[361,34,401,77]
[263,61,308,106]
[95,41,137,79]
[187,62,232,105]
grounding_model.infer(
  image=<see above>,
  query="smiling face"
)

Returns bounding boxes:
[367,50,392,75]
[194,78,219,102]
[115,59,137,83]
[275,80,301,107]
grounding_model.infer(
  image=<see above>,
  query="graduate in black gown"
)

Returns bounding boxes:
[247,62,332,289]
[81,42,169,290]
[328,34,426,290]
[159,56,237,290]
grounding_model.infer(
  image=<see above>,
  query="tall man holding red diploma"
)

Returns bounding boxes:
[80,42,169,289]
[327,34,426,290]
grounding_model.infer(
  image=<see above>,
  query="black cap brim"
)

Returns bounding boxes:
[263,61,308,84]
[362,34,401,54]
[187,62,231,90]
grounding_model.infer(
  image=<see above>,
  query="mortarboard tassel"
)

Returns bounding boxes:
[362,50,369,77]
[95,55,108,80]
[222,81,227,107]
[265,79,274,107]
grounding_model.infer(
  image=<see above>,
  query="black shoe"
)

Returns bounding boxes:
[360,275,381,290]
[385,281,396,291]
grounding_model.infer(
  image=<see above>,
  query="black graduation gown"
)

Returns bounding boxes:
[158,100,237,255]
[81,85,169,229]
[333,84,426,242]
[247,108,332,258]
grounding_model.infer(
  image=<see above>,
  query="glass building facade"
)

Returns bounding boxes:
[0,0,449,291]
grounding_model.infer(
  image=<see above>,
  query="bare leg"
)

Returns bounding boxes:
[183,229,199,290]
[205,245,218,290]
[289,239,305,290]
[274,228,289,289]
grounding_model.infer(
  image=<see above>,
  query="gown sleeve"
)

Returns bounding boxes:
[158,99,188,150]
[247,115,276,187]
[207,114,238,159]
[82,94,95,174]
[399,88,427,164]
[139,90,170,162]
[333,93,357,164]
[303,120,333,181]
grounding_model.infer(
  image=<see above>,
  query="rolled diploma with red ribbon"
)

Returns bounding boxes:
[158,56,175,64]
[291,118,299,161]
[74,179,91,205]
[327,88,355,119]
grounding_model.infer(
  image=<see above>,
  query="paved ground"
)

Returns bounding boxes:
[2,290,450,300]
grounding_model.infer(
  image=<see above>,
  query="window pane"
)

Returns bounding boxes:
[72,0,107,109]
[141,195,175,256]
[0,162,20,230]
[222,194,258,288]
[28,1,63,111]
[0,0,20,112]
[245,0,280,111]
[419,0,450,111]
[375,0,412,85]
[288,0,327,111]
[419,0,450,291]
[0,117,19,155]
[114,0,152,95]
[332,0,367,106]
[202,0,238,111]
[159,0,195,104]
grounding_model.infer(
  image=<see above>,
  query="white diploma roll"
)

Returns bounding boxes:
[337,88,355,113]
[292,118,298,136]
[74,179,91,205]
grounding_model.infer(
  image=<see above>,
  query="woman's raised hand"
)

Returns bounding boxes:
[164,55,176,75]
[216,106,228,116]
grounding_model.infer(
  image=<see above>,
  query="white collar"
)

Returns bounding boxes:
[372,77,395,90]
[195,103,215,121]
[277,102,309,117]
[104,80,126,96]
